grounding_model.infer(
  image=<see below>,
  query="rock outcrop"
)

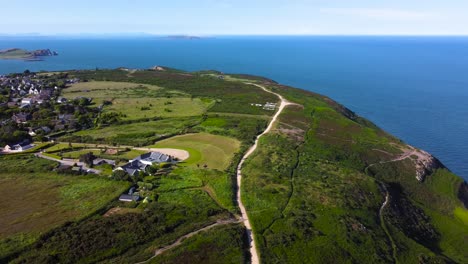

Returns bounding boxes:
[413,149,445,182]
[31,49,58,57]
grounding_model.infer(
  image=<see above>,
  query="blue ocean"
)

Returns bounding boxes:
[1,36,467,180]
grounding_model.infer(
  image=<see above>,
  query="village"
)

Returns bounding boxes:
[0,72,99,150]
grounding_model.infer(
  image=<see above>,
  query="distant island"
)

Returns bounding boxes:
[0,48,58,61]
[166,35,202,40]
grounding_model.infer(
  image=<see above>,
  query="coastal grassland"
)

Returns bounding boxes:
[0,154,58,173]
[149,133,241,170]
[10,188,232,264]
[241,133,392,263]
[5,136,241,263]
[370,161,468,262]
[0,172,129,260]
[105,97,212,119]
[67,116,201,146]
[196,114,269,144]
[63,81,164,103]
[238,80,468,263]
[148,224,248,264]
[63,81,213,119]
[69,69,279,116]
[90,166,241,263]
[156,167,236,211]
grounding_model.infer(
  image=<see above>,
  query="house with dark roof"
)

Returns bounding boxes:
[93,158,116,167]
[114,152,175,176]
[115,160,149,176]
[12,113,31,124]
[4,140,33,152]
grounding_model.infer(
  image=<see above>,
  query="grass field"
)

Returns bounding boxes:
[149,224,248,264]
[44,143,73,153]
[149,133,241,170]
[71,117,201,146]
[107,97,211,119]
[63,81,164,104]
[63,81,213,119]
[0,154,58,173]
[0,173,129,259]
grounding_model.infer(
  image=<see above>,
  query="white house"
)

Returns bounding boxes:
[21,98,34,105]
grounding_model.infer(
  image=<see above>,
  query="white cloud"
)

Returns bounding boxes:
[320,8,438,21]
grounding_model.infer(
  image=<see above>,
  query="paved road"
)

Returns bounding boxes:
[236,83,294,264]
[36,153,101,174]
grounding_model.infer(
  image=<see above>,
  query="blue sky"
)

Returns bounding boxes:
[1,0,467,35]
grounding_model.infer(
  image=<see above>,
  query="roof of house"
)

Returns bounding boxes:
[133,152,171,164]
[120,160,148,176]
[13,113,31,122]
[12,139,30,149]
[119,194,140,202]
[93,158,116,166]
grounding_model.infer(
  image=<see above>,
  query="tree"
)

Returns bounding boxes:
[111,170,129,181]
[79,152,96,167]
[146,166,158,175]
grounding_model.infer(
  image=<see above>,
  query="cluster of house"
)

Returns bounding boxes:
[0,74,79,109]
[115,152,175,203]
[10,112,74,134]
[114,151,174,176]
[3,139,34,153]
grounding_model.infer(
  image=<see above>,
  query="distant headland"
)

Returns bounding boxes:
[0,48,58,61]
[166,35,202,40]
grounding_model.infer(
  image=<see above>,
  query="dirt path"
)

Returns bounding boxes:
[378,183,398,264]
[236,83,294,264]
[135,218,240,264]
[366,154,406,264]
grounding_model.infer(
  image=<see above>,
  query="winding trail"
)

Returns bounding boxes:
[378,182,398,264]
[236,83,294,264]
[365,153,407,264]
[135,218,240,264]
